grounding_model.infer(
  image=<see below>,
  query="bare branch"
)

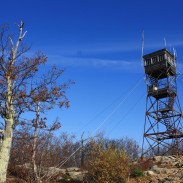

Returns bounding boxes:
[13,21,27,62]
[9,36,14,48]
[21,31,27,40]
[0,121,5,128]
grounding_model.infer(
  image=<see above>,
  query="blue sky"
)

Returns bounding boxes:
[1,0,183,143]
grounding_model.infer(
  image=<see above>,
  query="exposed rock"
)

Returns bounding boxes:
[45,166,86,182]
[144,170,155,176]
[46,166,66,176]
[142,155,183,183]
[68,171,84,181]
[66,167,80,172]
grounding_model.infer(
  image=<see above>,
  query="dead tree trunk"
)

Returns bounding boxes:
[32,102,40,183]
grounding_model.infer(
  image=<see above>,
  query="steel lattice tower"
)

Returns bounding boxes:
[142,48,183,156]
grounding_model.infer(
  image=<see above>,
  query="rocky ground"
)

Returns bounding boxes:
[7,155,183,183]
[38,156,183,182]
[143,155,183,183]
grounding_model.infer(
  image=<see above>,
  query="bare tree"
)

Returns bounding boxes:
[0,21,72,182]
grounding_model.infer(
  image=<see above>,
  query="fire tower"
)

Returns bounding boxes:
[142,48,183,156]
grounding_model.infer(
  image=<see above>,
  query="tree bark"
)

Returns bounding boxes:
[0,76,14,182]
[0,119,14,182]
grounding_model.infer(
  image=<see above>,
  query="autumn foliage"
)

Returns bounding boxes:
[86,141,130,183]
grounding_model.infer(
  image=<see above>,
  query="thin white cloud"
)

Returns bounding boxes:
[46,42,141,57]
[47,54,142,73]
[59,37,183,54]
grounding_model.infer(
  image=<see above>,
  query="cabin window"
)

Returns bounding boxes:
[152,56,158,63]
[167,56,171,63]
[164,54,167,60]
[167,56,170,62]
[145,59,151,65]
[159,54,164,61]
[168,57,174,65]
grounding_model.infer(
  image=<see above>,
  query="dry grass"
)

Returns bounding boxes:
[127,177,149,183]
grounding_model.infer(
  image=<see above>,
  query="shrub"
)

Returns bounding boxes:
[85,141,130,183]
[131,167,144,177]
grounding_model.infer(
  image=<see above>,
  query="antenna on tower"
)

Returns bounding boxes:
[164,37,167,48]
[173,47,177,66]
[173,47,177,58]
[141,30,144,67]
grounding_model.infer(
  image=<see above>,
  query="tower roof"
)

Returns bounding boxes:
[143,48,175,60]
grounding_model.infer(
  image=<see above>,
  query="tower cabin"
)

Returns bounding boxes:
[143,49,176,99]
[143,48,176,78]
